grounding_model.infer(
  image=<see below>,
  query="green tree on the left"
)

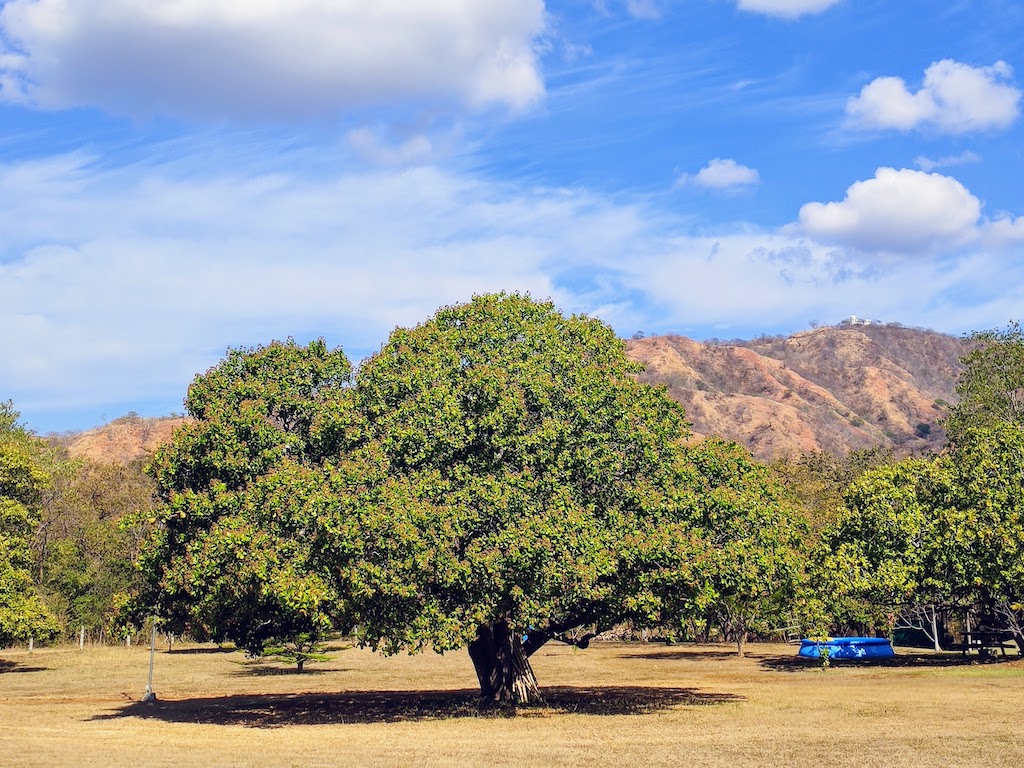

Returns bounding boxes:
[135,339,354,667]
[0,402,59,645]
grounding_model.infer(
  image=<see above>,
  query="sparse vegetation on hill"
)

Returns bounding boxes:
[60,414,186,465]
[628,324,968,460]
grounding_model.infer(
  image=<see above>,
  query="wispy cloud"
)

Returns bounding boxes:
[737,0,842,19]
[3,149,1023,429]
[914,150,982,172]
[625,0,663,20]
[346,128,434,167]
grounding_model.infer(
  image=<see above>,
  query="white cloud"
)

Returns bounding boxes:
[847,60,1022,134]
[0,0,546,119]
[679,158,761,190]
[737,0,841,18]
[984,215,1024,245]
[797,167,981,253]
[914,150,981,172]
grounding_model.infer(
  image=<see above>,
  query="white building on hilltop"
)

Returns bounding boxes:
[838,314,882,327]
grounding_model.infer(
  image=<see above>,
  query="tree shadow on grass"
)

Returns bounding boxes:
[0,658,47,674]
[165,646,238,656]
[228,665,344,678]
[759,651,1017,673]
[90,685,743,728]
[540,685,743,715]
[619,649,740,662]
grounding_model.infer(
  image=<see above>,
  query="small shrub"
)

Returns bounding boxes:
[255,633,335,672]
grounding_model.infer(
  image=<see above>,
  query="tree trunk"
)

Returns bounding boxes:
[930,606,943,652]
[468,621,543,706]
[735,630,747,658]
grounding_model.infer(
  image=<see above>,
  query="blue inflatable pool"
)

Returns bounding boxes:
[798,637,894,659]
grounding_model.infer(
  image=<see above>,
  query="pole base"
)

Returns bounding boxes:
[142,691,157,703]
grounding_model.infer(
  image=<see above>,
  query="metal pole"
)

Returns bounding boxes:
[143,618,157,702]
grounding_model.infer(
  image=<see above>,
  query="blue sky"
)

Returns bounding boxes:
[1,0,1022,433]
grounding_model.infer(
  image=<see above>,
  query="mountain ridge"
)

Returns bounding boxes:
[628,324,967,460]
[61,325,969,464]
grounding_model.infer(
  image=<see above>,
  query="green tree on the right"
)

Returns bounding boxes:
[818,322,1024,653]
[942,321,1024,648]
[945,320,1024,441]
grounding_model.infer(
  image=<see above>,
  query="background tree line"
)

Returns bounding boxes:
[2,299,1022,703]
[0,402,156,645]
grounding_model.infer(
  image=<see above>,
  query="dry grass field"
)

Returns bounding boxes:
[1,639,1021,768]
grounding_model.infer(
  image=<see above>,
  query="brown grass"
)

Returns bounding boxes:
[1,641,1021,768]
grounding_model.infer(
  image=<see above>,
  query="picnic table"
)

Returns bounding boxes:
[956,630,1016,658]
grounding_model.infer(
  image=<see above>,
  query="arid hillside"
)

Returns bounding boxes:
[60,413,186,464]
[59,325,968,465]
[627,324,968,460]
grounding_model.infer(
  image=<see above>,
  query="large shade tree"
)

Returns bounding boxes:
[938,423,1024,650]
[308,294,795,702]
[311,294,703,703]
[137,295,790,702]
[818,459,948,639]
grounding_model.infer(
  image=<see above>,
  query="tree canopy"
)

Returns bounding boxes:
[324,293,704,702]
[680,438,807,657]
[33,457,157,639]
[0,403,59,645]
[945,321,1024,442]
[137,339,353,659]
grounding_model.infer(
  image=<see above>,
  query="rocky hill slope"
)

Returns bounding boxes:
[627,324,968,460]
[61,413,186,464]
[61,325,969,464]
